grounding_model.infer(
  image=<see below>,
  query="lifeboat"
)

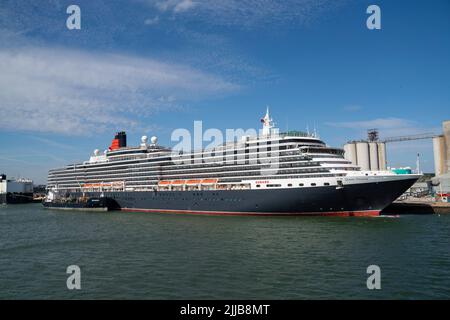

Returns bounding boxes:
[186,179,202,185]
[201,179,218,185]
[83,182,112,188]
[158,179,218,186]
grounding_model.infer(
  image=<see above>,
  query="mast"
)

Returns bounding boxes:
[261,106,274,136]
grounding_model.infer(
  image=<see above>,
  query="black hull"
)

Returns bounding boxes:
[66,177,418,216]
[43,197,112,212]
[0,193,34,204]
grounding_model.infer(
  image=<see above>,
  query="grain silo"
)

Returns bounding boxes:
[356,142,370,170]
[433,135,446,176]
[377,142,387,170]
[369,142,379,170]
[344,142,357,165]
[444,120,450,174]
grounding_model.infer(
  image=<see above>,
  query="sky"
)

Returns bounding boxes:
[0,0,449,184]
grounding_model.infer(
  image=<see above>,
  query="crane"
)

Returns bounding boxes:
[346,130,438,144]
[380,132,437,143]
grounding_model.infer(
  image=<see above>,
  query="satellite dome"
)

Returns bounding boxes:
[94,149,100,156]
[151,136,158,144]
[141,135,148,143]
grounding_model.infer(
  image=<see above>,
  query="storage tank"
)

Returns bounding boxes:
[443,120,450,174]
[433,135,445,176]
[369,142,379,170]
[377,142,387,170]
[356,142,370,170]
[344,142,357,165]
[343,143,350,161]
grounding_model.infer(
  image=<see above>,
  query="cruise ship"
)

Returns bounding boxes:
[45,110,419,216]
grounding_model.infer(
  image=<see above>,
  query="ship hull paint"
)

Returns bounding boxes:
[43,206,108,212]
[120,208,380,217]
[42,197,111,211]
[70,176,417,216]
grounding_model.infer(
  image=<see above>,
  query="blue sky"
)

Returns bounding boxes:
[0,0,449,184]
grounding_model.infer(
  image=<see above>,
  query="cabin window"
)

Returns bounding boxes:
[256,185,261,188]
[311,183,316,186]
[299,183,304,186]
[267,184,282,187]
[324,182,330,186]
[287,184,292,187]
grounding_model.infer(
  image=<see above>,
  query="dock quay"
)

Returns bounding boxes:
[382,198,450,215]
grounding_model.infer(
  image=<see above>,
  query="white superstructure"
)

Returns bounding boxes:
[47,110,411,194]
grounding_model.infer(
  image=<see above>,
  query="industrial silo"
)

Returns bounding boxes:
[377,142,387,170]
[443,120,450,174]
[344,142,357,165]
[369,142,379,170]
[433,135,445,176]
[356,142,370,170]
[343,144,350,161]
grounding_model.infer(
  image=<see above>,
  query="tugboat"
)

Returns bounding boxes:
[43,188,113,212]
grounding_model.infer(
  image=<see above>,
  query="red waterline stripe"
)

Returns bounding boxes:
[120,208,380,217]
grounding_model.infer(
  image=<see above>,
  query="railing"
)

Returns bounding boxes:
[280,131,311,137]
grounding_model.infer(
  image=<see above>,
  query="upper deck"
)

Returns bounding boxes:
[47,109,359,193]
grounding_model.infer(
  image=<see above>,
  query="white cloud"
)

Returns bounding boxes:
[174,0,197,13]
[144,16,160,25]
[150,0,344,28]
[0,46,238,135]
[156,0,197,13]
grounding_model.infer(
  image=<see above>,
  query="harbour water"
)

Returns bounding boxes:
[0,203,449,299]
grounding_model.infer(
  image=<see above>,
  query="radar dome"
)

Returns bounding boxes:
[94,149,100,156]
[151,136,158,144]
[141,135,148,143]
